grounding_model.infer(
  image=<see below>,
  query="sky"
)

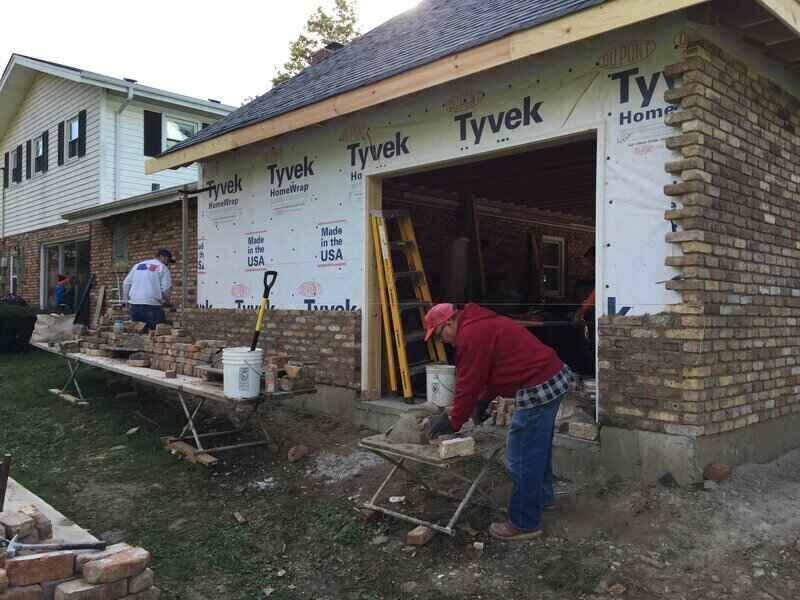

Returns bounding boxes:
[0,0,421,107]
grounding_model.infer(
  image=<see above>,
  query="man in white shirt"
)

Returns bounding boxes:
[122,249,174,331]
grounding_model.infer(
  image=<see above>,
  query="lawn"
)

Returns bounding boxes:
[0,350,612,599]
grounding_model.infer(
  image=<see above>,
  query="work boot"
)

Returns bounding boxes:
[489,521,543,541]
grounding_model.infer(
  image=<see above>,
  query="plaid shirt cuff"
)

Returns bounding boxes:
[515,365,575,409]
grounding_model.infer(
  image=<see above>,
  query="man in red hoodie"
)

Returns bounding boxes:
[424,303,574,541]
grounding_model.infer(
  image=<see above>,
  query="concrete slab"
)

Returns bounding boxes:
[4,478,98,543]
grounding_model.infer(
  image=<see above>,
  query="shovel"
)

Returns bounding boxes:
[2,535,107,558]
[250,270,278,352]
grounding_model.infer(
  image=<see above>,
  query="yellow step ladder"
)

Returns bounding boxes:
[371,210,446,402]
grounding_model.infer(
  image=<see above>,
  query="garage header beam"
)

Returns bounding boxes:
[146,0,713,174]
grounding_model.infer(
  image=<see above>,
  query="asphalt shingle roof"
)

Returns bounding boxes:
[163,0,607,156]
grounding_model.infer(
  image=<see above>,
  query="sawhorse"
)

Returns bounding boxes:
[48,350,90,406]
[359,433,505,536]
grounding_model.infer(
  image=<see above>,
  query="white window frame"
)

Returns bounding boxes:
[67,116,80,160]
[541,235,565,298]
[163,115,198,150]
[33,135,45,174]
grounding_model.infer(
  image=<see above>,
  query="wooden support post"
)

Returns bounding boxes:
[181,193,189,310]
[0,453,12,512]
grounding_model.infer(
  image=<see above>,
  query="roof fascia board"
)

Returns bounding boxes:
[755,0,800,36]
[2,56,233,117]
[78,72,234,114]
[62,184,193,223]
[62,194,181,224]
[146,0,710,174]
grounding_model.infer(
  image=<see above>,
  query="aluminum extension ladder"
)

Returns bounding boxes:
[371,210,446,402]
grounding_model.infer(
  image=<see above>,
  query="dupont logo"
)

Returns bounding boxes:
[231,283,250,298]
[597,41,656,69]
[297,281,322,298]
[444,89,485,113]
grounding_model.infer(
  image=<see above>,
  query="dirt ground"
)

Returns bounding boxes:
[3,351,800,600]
[244,409,800,600]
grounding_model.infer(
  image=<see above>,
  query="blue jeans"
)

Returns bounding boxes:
[506,393,564,531]
[130,304,166,332]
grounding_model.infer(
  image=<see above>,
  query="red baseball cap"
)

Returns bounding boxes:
[424,303,457,341]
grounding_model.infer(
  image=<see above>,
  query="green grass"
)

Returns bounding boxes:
[0,350,608,599]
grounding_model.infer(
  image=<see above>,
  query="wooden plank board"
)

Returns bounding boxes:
[48,388,89,406]
[164,438,218,466]
[757,0,800,37]
[145,0,709,174]
[93,286,105,329]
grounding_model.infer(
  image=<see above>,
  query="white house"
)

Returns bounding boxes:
[0,54,234,309]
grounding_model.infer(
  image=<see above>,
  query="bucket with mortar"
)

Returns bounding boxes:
[426,364,455,408]
[222,347,263,400]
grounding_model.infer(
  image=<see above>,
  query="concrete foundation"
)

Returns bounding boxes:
[278,389,800,486]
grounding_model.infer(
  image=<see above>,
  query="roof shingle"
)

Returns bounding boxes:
[163,0,606,156]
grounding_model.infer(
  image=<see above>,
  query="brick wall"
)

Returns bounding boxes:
[178,307,361,389]
[0,222,91,305]
[599,35,800,437]
[89,199,197,320]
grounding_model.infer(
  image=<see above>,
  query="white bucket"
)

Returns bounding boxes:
[426,364,456,408]
[222,347,263,400]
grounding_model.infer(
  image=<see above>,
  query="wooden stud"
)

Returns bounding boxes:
[145,0,709,174]
[756,0,800,37]
[365,177,383,400]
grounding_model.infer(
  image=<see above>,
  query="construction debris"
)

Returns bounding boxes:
[406,525,434,546]
[438,437,476,459]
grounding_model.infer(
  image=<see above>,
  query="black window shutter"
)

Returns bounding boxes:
[57,121,65,165]
[25,140,31,179]
[77,110,87,157]
[3,153,8,188]
[15,145,22,182]
[143,110,162,157]
[42,130,49,172]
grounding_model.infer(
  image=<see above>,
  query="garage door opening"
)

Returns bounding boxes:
[367,135,599,418]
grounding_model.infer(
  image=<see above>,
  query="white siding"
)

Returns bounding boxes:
[101,96,209,201]
[1,74,102,235]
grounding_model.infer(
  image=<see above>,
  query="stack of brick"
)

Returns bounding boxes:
[0,507,160,599]
[174,339,227,377]
[146,322,226,376]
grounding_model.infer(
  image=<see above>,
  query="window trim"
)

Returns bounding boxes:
[163,114,198,150]
[541,235,565,298]
[67,116,80,160]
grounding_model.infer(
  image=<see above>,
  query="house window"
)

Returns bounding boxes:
[541,236,565,298]
[12,147,22,183]
[10,254,20,296]
[34,137,44,173]
[164,116,197,149]
[112,218,129,271]
[67,117,80,158]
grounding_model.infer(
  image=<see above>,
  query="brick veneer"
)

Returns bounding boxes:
[0,199,195,322]
[178,307,361,389]
[599,35,800,438]
[89,199,197,319]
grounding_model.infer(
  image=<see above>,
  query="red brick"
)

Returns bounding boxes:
[82,549,149,585]
[6,552,75,586]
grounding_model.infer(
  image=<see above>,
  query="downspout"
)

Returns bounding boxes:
[114,87,135,200]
